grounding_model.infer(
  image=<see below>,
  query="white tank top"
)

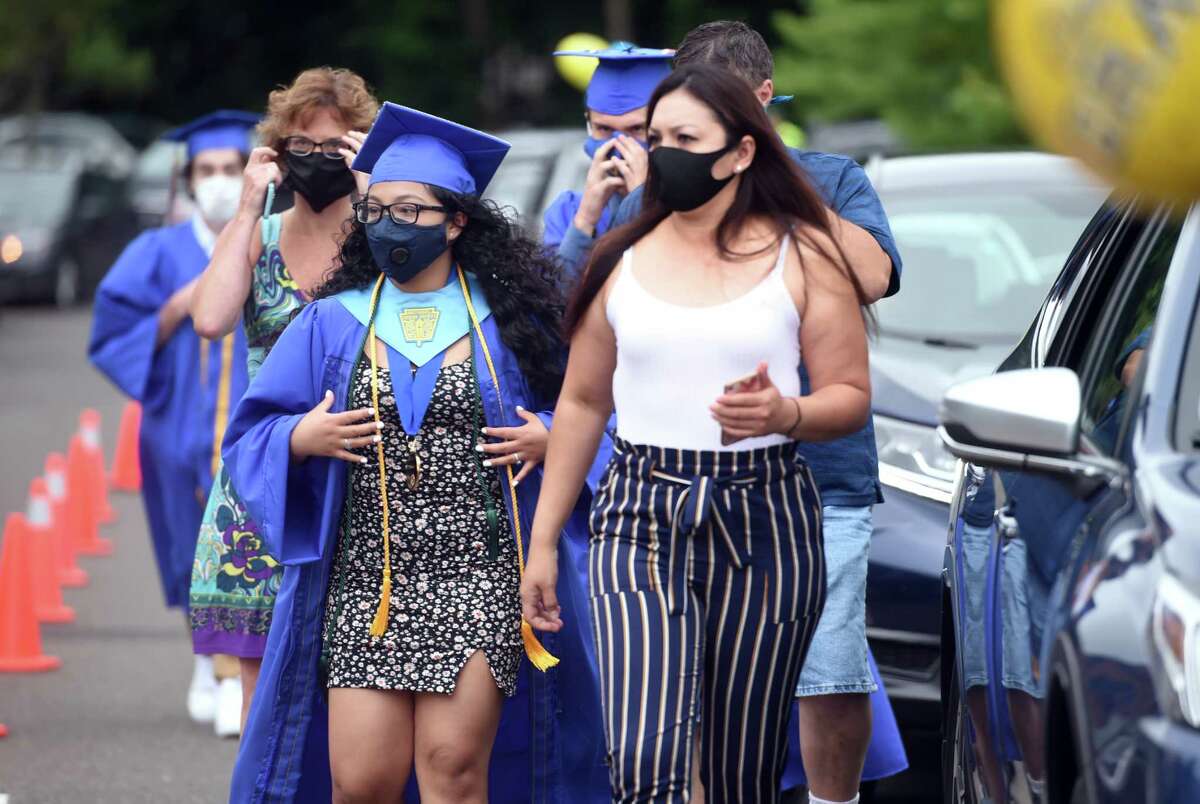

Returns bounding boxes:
[607,235,801,451]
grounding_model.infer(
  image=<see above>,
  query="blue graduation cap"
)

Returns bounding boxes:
[553,41,674,116]
[351,102,510,195]
[162,110,260,161]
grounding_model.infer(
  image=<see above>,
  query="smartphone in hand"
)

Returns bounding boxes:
[720,371,763,446]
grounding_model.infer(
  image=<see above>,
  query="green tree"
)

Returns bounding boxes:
[773,0,1024,150]
[0,0,152,113]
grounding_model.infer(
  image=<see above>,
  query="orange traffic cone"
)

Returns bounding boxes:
[80,409,116,525]
[111,401,142,492]
[68,435,114,557]
[28,479,75,624]
[45,453,88,588]
[0,513,62,672]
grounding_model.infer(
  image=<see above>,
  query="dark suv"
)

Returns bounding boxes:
[937,200,1200,803]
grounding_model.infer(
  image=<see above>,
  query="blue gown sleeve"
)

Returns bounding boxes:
[542,191,574,250]
[831,159,903,297]
[222,303,330,565]
[533,410,613,496]
[612,185,643,229]
[544,191,597,283]
[87,231,170,401]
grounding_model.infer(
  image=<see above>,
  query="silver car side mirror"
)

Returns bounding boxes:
[937,368,1120,495]
[940,368,1081,455]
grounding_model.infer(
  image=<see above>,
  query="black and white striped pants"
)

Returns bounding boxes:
[589,438,826,803]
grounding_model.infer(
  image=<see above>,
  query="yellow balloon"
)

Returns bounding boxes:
[995,0,1200,204]
[554,33,609,93]
[775,120,806,150]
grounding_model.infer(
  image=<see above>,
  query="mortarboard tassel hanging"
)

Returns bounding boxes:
[457,266,559,670]
[364,275,394,638]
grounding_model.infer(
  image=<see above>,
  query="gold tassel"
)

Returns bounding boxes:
[370,574,391,638]
[522,620,559,671]
[457,266,560,671]
[365,275,393,641]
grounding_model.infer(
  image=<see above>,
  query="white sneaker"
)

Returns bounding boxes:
[186,656,217,724]
[214,677,243,739]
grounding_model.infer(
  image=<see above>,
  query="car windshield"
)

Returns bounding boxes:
[134,141,183,184]
[875,182,1107,345]
[484,154,555,232]
[0,168,73,223]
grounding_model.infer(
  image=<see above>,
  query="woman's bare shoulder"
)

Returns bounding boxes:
[788,219,856,296]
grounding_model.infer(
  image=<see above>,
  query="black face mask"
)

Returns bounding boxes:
[283,152,356,212]
[649,144,736,212]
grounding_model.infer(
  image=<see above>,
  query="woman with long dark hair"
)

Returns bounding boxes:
[223,103,609,803]
[522,63,873,803]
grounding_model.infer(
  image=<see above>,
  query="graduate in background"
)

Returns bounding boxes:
[542,43,671,275]
[186,68,380,741]
[88,111,255,722]
[223,102,609,803]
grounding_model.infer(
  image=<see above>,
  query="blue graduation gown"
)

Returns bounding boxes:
[88,221,247,608]
[223,298,610,803]
[541,190,621,277]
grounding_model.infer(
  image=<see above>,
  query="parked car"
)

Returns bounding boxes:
[128,139,192,228]
[485,128,586,236]
[938,198,1200,802]
[0,112,137,181]
[861,153,1108,739]
[0,152,139,305]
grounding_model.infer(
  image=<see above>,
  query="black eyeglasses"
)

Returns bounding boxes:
[283,136,345,160]
[353,200,448,225]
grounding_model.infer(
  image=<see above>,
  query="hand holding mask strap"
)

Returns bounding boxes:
[455,265,559,671]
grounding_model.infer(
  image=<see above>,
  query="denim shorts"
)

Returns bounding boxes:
[957,524,1048,696]
[1000,537,1046,697]
[958,520,992,690]
[795,505,878,696]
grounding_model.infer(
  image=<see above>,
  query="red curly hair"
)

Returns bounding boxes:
[258,67,379,153]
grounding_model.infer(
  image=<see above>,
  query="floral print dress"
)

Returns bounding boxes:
[189,213,303,657]
[322,358,522,697]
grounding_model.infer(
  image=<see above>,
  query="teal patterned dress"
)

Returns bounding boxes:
[189,213,306,657]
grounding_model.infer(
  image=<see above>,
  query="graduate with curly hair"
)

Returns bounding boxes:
[223,102,609,803]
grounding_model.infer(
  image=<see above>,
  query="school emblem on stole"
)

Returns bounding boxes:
[398,307,440,346]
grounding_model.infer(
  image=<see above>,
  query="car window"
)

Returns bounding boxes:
[0,168,75,222]
[875,183,1106,345]
[484,154,555,235]
[1077,216,1183,456]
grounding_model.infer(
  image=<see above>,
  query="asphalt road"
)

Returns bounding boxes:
[0,306,237,803]
[0,305,940,803]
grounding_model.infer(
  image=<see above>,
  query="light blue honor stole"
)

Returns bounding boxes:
[336,271,492,435]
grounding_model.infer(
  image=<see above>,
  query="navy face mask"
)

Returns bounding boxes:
[583,133,650,159]
[366,218,449,284]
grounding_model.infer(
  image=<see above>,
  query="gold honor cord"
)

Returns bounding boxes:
[365,275,394,638]
[362,271,557,670]
[455,266,559,671]
[210,333,236,478]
